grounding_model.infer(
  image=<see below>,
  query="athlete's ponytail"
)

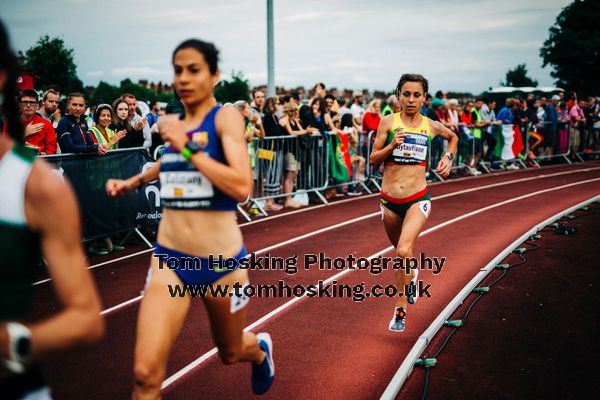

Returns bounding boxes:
[0,20,24,143]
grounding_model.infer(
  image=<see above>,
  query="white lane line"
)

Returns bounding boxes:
[98,170,600,315]
[238,193,379,227]
[32,197,379,287]
[160,177,600,390]
[32,165,600,287]
[100,295,143,316]
[33,249,156,286]
[98,212,380,317]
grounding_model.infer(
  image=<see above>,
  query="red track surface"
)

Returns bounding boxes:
[399,206,600,399]
[27,162,600,400]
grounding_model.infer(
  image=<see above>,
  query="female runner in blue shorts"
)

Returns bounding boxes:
[370,74,458,332]
[106,39,274,398]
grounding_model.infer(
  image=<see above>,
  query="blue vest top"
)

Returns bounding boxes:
[159,106,237,211]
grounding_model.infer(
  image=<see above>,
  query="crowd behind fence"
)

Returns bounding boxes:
[8,85,600,229]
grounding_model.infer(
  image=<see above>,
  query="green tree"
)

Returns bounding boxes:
[88,79,174,106]
[214,71,250,103]
[89,81,120,105]
[19,35,84,93]
[118,78,157,103]
[540,0,600,96]
[500,64,538,87]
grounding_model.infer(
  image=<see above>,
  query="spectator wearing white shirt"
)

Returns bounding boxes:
[338,98,351,118]
[350,90,365,129]
[122,93,151,148]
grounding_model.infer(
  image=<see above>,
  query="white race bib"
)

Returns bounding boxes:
[159,171,214,199]
[392,132,428,162]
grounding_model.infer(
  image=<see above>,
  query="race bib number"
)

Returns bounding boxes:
[418,200,431,218]
[230,283,250,314]
[159,171,214,199]
[392,132,428,162]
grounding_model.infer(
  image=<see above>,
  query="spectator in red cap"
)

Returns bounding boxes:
[2,89,57,154]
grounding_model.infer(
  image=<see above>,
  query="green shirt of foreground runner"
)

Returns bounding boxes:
[0,144,42,320]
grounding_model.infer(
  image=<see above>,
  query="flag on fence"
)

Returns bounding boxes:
[328,134,352,183]
[493,124,525,160]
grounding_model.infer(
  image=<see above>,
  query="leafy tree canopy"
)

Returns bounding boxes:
[500,64,538,88]
[214,71,250,103]
[540,0,600,96]
[19,35,84,93]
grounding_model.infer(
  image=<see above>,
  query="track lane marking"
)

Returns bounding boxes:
[160,177,600,390]
[33,165,600,287]
[98,170,600,315]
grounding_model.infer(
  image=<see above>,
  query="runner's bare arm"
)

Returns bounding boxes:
[430,120,459,177]
[369,114,403,166]
[2,161,105,360]
[430,120,458,155]
[106,161,160,197]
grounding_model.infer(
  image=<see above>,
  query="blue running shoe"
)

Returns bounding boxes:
[389,307,406,332]
[252,333,275,395]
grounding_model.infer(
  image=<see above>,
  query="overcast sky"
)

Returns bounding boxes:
[1,0,571,94]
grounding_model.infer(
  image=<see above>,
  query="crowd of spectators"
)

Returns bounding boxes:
[0,89,164,156]
[1,83,598,205]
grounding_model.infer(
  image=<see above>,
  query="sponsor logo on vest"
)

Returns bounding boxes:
[192,131,209,149]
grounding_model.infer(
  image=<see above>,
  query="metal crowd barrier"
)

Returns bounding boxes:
[40,146,149,159]
[39,147,157,244]
[39,122,599,226]
[527,121,572,165]
[527,120,600,165]
[318,130,373,195]
[242,134,329,218]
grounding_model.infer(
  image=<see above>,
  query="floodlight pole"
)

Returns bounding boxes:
[266,0,275,97]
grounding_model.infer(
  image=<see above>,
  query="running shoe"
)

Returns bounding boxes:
[388,307,407,332]
[407,269,419,304]
[346,190,362,196]
[252,333,275,395]
[88,246,109,256]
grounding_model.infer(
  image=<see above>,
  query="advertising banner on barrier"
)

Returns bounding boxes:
[43,149,162,240]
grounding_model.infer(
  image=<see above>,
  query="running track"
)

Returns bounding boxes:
[27,161,600,399]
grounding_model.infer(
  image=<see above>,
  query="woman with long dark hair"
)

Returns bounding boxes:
[0,20,104,398]
[370,73,458,332]
[105,39,274,398]
[261,96,285,211]
[89,104,126,149]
